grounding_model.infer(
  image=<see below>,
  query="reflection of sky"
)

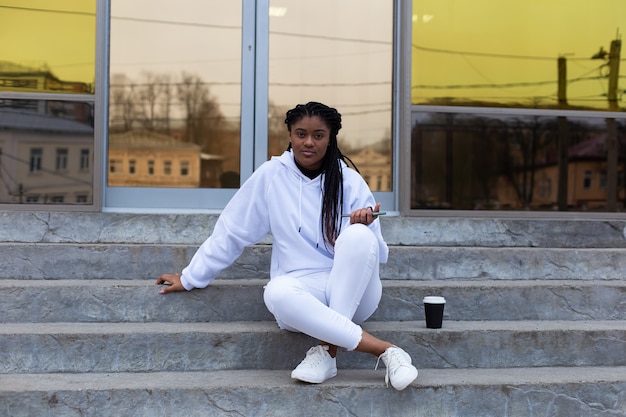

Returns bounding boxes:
[267,1,393,146]
[110,0,242,121]
[109,0,394,147]
[412,0,626,110]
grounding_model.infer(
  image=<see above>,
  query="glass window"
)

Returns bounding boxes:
[109,159,122,174]
[108,0,242,189]
[600,170,608,188]
[80,149,90,171]
[410,0,626,214]
[0,1,96,207]
[29,148,42,172]
[412,0,626,112]
[0,0,96,94]
[268,1,394,191]
[411,111,626,212]
[180,160,190,176]
[583,170,593,190]
[56,148,68,171]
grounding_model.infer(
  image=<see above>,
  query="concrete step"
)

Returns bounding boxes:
[4,242,626,280]
[2,367,625,417]
[2,279,625,323]
[1,321,625,373]
[3,211,626,248]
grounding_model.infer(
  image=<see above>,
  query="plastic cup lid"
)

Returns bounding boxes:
[423,296,446,304]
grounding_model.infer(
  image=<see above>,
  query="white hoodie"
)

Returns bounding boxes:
[180,150,389,290]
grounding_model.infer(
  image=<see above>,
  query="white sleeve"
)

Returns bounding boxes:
[180,167,272,290]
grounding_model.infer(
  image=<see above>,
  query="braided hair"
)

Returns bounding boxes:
[284,102,360,247]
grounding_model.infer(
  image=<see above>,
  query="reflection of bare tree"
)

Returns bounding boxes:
[110,74,136,132]
[137,72,173,132]
[160,74,173,134]
[110,72,226,152]
[138,72,157,131]
[177,73,208,144]
[175,73,224,153]
[500,118,542,208]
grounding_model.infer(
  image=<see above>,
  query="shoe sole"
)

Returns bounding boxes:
[291,369,338,384]
[391,368,418,391]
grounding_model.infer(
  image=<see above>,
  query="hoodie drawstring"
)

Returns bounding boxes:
[298,177,303,233]
[316,186,322,248]
[297,170,323,249]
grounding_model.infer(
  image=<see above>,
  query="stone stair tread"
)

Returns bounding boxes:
[4,279,624,323]
[5,242,626,281]
[3,320,623,373]
[2,211,626,248]
[3,366,625,391]
[4,277,626,287]
[3,320,626,334]
[3,367,624,417]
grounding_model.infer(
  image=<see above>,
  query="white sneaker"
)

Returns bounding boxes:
[376,346,418,390]
[291,345,337,384]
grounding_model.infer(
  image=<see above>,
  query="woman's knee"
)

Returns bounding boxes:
[337,223,377,247]
[264,276,289,309]
[263,275,305,316]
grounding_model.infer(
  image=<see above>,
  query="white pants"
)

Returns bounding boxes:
[263,224,382,351]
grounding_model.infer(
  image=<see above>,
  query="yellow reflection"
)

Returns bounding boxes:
[0,0,96,92]
[412,0,626,111]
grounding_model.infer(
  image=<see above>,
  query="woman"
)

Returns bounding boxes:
[157,102,418,391]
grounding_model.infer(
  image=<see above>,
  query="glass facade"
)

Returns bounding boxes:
[0,0,96,206]
[5,0,626,216]
[268,0,394,192]
[411,0,626,213]
[108,0,242,189]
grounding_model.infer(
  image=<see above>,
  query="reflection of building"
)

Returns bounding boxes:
[349,148,392,192]
[497,133,626,210]
[0,62,94,126]
[108,130,201,187]
[0,61,92,94]
[0,109,93,204]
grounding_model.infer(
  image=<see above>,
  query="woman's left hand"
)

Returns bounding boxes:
[349,202,381,225]
[155,273,185,294]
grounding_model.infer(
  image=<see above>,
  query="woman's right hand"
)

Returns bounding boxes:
[155,273,185,294]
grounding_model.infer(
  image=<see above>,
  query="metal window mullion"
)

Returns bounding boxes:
[0,92,95,102]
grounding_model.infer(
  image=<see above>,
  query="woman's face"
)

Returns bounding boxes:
[289,115,330,171]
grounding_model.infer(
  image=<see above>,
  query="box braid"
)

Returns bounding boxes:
[284,102,360,247]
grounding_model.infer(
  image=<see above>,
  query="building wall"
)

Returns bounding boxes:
[0,130,93,204]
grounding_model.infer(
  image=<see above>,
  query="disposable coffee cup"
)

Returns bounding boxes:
[423,296,446,329]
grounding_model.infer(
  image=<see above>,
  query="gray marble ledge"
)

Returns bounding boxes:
[2,211,626,247]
